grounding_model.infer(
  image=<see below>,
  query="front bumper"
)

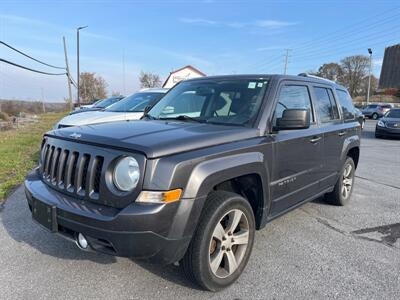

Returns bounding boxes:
[24,169,202,264]
[375,126,400,137]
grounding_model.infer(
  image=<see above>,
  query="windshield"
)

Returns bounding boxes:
[385,109,400,118]
[106,92,164,112]
[148,79,269,126]
[94,97,121,108]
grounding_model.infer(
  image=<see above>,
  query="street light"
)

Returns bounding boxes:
[367,48,373,105]
[77,26,88,107]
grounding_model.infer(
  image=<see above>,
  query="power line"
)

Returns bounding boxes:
[249,8,400,72]
[0,58,67,76]
[0,41,65,70]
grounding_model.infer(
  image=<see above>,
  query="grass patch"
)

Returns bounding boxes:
[0,112,67,201]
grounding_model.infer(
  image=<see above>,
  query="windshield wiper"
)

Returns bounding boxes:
[141,112,158,120]
[159,115,205,123]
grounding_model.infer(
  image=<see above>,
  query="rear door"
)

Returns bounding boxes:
[269,82,323,215]
[311,85,344,189]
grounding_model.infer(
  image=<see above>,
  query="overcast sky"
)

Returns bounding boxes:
[0,0,399,102]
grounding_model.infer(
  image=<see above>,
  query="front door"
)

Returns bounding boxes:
[269,83,323,216]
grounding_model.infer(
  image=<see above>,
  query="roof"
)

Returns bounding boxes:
[183,74,347,89]
[162,65,207,87]
[379,44,400,89]
[138,88,169,93]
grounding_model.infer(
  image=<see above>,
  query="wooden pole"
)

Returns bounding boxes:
[63,36,73,111]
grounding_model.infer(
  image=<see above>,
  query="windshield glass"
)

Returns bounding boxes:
[106,92,164,112]
[386,109,400,118]
[94,97,121,108]
[148,78,269,126]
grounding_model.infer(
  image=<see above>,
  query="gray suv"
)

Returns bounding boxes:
[362,103,392,119]
[25,75,361,291]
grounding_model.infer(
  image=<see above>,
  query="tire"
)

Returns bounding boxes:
[325,157,355,206]
[372,113,378,120]
[181,191,255,291]
[375,132,382,138]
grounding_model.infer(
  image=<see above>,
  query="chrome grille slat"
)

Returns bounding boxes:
[46,146,55,180]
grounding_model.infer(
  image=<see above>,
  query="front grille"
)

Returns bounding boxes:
[41,143,104,200]
[386,122,400,129]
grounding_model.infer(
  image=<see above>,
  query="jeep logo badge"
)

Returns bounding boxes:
[69,132,82,139]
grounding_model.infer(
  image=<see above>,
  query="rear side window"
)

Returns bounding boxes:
[314,87,340,122]
[274,85,314,125]
[336,89,355,120]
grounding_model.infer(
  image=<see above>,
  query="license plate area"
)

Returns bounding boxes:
[32,198,58,232]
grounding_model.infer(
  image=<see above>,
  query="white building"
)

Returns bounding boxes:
[162,65,206,88]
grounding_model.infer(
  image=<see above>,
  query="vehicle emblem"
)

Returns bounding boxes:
[70,132,82,139]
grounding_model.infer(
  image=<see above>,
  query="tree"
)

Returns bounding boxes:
[79,72,108,103]
[340,55,369,97]
[138,71,162,88]
[360,74,379,97]
[316,63,343,81]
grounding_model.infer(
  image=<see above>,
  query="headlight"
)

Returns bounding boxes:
[377,120,385,127]
[113,157,140,191]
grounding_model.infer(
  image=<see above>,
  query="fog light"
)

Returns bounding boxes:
[76,233,88,250]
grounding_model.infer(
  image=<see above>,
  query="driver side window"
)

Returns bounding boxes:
[273,85,314,126]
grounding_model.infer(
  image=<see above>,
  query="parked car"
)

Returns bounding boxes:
[70,96,124,115]
[354,108,365,129]
[55,88,168,128]
[361,103,392,120]
[25,75,360,291]
[375,108,400,138]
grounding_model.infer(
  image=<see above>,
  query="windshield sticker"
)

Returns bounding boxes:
[248,82,256,89]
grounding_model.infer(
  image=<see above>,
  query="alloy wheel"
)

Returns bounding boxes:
[208,209,249,278]
[342,163,353,199]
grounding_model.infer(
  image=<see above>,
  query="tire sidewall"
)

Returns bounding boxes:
[196,194,255,291]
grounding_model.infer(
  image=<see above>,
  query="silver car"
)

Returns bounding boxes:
[362,103,392,120]
[55,88,168,129]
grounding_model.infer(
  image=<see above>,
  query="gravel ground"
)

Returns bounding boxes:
[0,120,399,300]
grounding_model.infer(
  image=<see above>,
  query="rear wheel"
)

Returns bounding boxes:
[181,191,255,291]
[372,113,379,120]
[325,157,355,206]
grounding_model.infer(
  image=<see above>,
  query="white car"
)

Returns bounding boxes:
[55,88,168,129]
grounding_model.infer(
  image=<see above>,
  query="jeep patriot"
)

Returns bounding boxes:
[25,74,361,291]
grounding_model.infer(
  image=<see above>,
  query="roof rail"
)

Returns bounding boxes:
[297,73,337,84]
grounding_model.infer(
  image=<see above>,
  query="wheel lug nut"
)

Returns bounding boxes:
[227,248,231,251]
[228,232,232,236]
[222,237,226,241]
[221,246,225,251]
[231,238,234,242]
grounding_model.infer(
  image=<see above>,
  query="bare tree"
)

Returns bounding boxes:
[79,72,108,103]
[139,71,162,88]
[316,63,343,81]
[340,55,369,97]
[360,74,379,97]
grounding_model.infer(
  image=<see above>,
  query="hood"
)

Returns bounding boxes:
[50,120,259,158]
[58,111,143,127]
[382,117,400,122]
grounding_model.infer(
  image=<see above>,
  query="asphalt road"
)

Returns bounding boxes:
[1,120,399,300]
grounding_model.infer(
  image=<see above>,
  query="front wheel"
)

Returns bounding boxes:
[181,191,255,291]
[325,157,355,206]
[372,113,379,120]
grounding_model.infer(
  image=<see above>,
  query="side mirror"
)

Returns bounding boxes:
[276,108,310,130]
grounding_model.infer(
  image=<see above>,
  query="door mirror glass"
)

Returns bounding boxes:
[276,108,310,130]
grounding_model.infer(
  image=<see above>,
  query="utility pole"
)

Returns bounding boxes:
[283,49,291,75]
[63,36,73,111]
[122,50,126,95]
[367,48,373,105]
[41,87,46,113]
[77,26,88,107]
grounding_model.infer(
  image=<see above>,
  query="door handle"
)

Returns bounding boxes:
[338,131,346,136]
[309,136,322,143]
